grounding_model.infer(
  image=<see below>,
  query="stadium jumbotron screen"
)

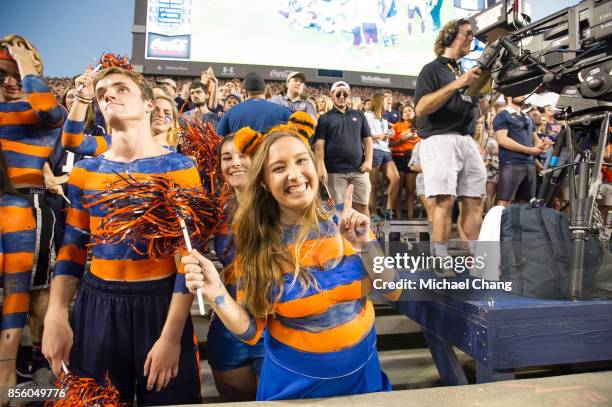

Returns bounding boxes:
[136,0,483,88]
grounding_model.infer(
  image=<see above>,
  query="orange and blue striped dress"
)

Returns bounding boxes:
[0,75,67,188]
[0,194,35,330]
[235,219,390,400]
[54,152,200,292]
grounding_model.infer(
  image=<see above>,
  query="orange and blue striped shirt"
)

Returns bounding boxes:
[0,194,35,330]
[0,75,67,188]
[54,152,200,293]
[236,220,375,353]
[62,119,110,157]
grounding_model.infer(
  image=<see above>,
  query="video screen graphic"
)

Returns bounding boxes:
[145,0,460,77]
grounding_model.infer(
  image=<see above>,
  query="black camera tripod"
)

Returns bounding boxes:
[534,104,611,299]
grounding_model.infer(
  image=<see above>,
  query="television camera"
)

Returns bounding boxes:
[468,0,612,299]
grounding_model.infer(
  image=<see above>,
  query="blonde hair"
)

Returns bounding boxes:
[1,35,43,74]
[316,95,333,114]
[154,94,179,147]
[473,117,487,151]
[368,93,385,119]
[233,131,331,318]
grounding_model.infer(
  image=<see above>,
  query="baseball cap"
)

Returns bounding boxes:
[331,81,350,93]
[226,93,241,102]
[286,71,306,83]
[157,78,177,89]
[243,72,266,92]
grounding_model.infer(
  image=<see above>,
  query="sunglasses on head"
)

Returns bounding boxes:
[335,91,349,98]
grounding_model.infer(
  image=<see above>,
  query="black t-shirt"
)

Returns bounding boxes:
[414,56,478,138]
[314,107,372,173]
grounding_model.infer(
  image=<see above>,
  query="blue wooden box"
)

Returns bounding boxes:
[387,272,612,384]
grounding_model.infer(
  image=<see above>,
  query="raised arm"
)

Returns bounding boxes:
[62,70,110,156]
[4,41,67,128]
[337,185,401,301]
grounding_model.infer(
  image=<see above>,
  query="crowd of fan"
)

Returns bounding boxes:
[46,75,414,114]
[46,70,594,223]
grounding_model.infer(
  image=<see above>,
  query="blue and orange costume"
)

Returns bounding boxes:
[0,195,35,331]
[235,219,391,400]
[54,152,201,405]
[0,75,66,189]
[62,119,177,154]
[0,74,67,289]
[61,118,110,157]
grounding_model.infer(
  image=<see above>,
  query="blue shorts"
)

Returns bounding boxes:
[70,273,201,406]
[362,23,378,44]
[207,314,265,375]
[373,149,393,167]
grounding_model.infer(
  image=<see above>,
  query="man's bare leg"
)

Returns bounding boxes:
[432,195,454,257]
[460,196,484,254]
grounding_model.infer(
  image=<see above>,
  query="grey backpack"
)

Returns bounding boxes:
[500,204,602,299]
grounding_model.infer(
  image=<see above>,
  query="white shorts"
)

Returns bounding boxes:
[416,173,425,197]
[420,134,486,198]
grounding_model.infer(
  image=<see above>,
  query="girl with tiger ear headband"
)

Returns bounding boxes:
[182,113,402,400]
[205,134,265,401]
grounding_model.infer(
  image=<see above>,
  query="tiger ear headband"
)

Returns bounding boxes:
[233,111,316,157]
[232,112,336,208]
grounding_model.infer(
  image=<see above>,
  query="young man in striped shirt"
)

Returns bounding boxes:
[0,35,67,379]
[42,67,201,405]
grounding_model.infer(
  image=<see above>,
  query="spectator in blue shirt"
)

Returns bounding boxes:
[493,96,552,207]
[216,72,291,136]
[271,72,316,122]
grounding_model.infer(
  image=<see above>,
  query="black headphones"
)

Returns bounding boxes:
[442,18,470,48]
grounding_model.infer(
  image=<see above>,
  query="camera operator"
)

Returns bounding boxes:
[414,18,487,262]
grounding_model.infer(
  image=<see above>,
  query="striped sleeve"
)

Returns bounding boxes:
[62,119,111,156]
[53,169,90,279]
[235,276,266,345]
[0,200,35,330]
[22,75,67,128]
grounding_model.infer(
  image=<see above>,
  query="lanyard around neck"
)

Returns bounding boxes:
[446,62,461,78]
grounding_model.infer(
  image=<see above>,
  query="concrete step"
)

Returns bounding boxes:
[198,370,612,406]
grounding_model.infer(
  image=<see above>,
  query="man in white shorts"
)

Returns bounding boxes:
[414,19,487,261]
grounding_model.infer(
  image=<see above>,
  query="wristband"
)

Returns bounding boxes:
[74,94,93,104]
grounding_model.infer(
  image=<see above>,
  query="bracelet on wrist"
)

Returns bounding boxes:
[74,94,93,104]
